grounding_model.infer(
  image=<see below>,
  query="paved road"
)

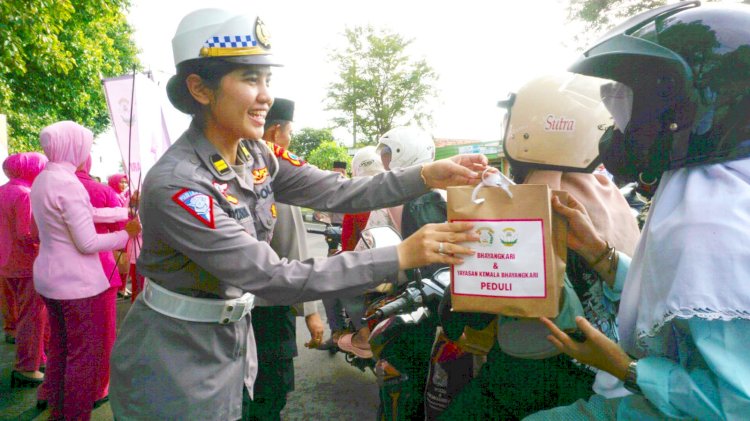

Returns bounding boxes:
[0,228,380,420]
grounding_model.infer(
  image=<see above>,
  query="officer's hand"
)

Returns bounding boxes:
[304,312,325,348]
[397,222,478,270]
[125,218,141,238]
[420,154,488,189]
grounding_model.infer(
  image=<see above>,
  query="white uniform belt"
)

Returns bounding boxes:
[142,278,254,324]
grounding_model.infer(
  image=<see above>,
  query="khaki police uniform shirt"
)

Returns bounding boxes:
[109,124,428,420]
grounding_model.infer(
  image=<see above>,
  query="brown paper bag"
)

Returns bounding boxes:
[447,184,567,317]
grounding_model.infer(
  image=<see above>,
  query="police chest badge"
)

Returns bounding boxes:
[172,189,216,229]
[212,182,239,204]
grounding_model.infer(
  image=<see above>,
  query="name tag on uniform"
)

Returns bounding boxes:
[228,205,252,222]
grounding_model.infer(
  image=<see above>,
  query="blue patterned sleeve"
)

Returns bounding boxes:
[602,252,631,302]
[634,318,750,419]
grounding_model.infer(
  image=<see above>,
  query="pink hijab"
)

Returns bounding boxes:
[39,121,93,168]
[2,152,48,186]
[107,174,128,192]
[525,170,640,256]
[107,173,129,206]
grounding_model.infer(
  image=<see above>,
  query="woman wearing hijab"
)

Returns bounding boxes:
[31,121,141,420]
[434,73,641,420]
[528,3,750,419]
[107,173,129,207]
[0,152,49,387]
[75,156,130,406]
[106,173,135,298]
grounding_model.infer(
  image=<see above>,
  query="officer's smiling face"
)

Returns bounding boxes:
[206,65,273,142]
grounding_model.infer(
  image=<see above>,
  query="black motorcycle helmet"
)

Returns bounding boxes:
[569,1,750,184]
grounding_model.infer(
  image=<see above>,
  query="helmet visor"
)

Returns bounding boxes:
[497,93,515,145]
[600,82,633,132]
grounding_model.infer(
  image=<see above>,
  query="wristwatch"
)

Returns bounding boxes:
[623,360,642,394]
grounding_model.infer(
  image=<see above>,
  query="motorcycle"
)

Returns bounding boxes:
[348,226,450,420]
[306,219,342,257]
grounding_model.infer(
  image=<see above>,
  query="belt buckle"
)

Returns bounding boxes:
[219,293,255,324]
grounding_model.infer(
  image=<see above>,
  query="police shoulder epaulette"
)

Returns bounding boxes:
[238,140,252,162]
[210,154,231,176]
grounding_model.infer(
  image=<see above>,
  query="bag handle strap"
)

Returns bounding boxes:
[472,167,515,204]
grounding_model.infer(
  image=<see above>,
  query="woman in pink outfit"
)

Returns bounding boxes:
[0,152,49,387]
[31,121,141,421]
[106,173,133,297]
[75,156,129,405]
[107,173,129,207]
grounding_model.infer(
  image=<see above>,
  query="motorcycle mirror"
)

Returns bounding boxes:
[360,226,402,249]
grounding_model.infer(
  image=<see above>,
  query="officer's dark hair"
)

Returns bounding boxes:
[166,58,248,125]
[264,119,290,132]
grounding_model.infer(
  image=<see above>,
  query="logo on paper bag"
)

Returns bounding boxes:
[500,228,518,247]
[476,227,495,246]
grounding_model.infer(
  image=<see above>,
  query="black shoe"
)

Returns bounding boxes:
[4,333,15,344]
[93,395,109,409]
[10,370,44,388]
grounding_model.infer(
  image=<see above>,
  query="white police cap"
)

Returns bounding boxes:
[172,8,281,67]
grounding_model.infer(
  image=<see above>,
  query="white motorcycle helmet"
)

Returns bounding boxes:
[376,126,435,170]
[501,72,614,173]
[352,146,385,177]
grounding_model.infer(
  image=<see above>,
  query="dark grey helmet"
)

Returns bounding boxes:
[569,1,750,183]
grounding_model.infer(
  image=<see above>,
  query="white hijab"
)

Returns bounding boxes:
[618,158,750,357]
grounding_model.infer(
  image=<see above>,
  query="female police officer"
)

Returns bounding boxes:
[110,9,486,420]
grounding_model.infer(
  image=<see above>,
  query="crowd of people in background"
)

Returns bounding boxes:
[0,122,141,420]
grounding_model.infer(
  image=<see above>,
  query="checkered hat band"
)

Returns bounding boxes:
[205,35,257,48]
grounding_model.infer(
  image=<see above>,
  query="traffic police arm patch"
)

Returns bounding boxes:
[172,189,216,229]
[265,141,306,167]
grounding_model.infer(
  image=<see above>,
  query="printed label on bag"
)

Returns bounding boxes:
[453,219,546,298]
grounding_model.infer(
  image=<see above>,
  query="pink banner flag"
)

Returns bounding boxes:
[101,73,176,191]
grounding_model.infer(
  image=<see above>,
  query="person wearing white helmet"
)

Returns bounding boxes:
[319,146,386,352]
[351,146,385,178]
[530,3,750,420]
[340,127,448,419]
[376,126,436,171]
[109,8,488,420]
[434,72,639,420]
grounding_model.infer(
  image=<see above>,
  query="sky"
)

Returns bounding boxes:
[126,0,584,145]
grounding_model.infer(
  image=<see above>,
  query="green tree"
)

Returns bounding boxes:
[306,140,351,172]
[566,0,664,39]
[564,0,739,47]
[0,0,139,152]
[291,127,335,159]
[326,25,438,147]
